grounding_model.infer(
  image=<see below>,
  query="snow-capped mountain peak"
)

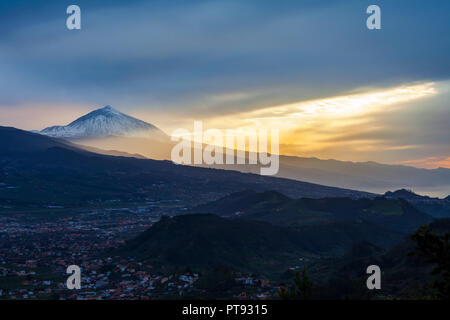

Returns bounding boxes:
[40,106,166,140]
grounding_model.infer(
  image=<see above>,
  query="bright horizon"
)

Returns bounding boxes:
[2,80,449,170]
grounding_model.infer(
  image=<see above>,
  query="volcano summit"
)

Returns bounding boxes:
[40,106,166,140]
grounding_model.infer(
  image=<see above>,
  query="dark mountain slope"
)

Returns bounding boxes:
[385,189,450,218]
[117,212,403,277]
[0,126,374,209]
[118,214,314,274]
[0,126,77,155]
[192,190,290,217]
[285,197,432,234]
[192,190,433,234]
[309,219,450,299]
[385,189,426,200]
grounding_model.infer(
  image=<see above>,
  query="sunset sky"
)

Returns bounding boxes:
[0,0,449,168]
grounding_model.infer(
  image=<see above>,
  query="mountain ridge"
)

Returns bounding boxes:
[0,126,374,212]
[191,190,433,234]
[206,154,450,197]
[384,188,450,218]
[29,106,450,196]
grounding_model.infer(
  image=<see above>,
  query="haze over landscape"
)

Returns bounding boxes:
[0,0,449,302]
[34,105,450,197]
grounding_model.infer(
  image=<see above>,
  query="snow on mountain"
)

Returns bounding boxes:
[40,106,167,140]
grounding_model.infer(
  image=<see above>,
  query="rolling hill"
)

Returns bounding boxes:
[385,189,450,218]
[117,212,402,275]
[116,190,435,276]
[308,219,450,299]
[118,214,315,274]
[191,190,433,234]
